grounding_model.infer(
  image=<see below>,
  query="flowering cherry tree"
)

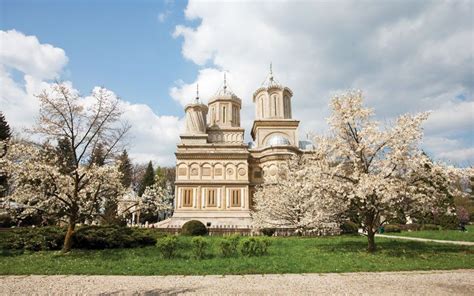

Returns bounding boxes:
[3,82,129,252]
[120,178,174,223]
[252,155,349,235]
[312,90,467,252]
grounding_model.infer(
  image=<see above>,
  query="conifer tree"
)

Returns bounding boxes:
[117,150,133,188]
[0,112,11,196]
[138,161,155,197]
[90,142,106,166]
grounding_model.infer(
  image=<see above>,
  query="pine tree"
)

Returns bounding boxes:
[55,138,76,174]
[138,161,155,197]
[0,112,11,196]
[0,112,11,142]
[90,142,106,166]
[117,150,133,188]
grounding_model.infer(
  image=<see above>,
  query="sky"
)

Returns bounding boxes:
[0,0,473,167]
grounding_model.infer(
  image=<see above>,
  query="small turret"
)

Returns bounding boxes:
[184,84,208,134]
[253,63,293,120]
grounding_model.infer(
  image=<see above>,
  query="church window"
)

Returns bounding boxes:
[273,95,277,117]
[207,189,217,207]
[222,106,226,123]
[230,189,241,207]
[183,189,193,207]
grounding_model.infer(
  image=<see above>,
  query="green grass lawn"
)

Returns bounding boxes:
[388,225,474,242]
[1,235,473,275]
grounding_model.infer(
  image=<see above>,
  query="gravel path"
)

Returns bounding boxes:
[375,234,474,246]
[1,270,473,295]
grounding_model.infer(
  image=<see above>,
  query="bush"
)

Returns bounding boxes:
[421,224,440,231]
[384,224,401,233]
[399,223,421,232]
[340,221,359,234]
[181,220,208,236]
[0,226,65,251]
[219,234,240,257]
[72,225,156,249]
[191,236,208,259]
[240,237,271,257]
[157,235,178,259]
[261,228,276,237]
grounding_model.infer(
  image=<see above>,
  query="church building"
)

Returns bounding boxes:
[169,68,312,229]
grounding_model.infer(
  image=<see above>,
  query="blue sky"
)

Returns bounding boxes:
[1,0,472,166]
[1,0,193,117]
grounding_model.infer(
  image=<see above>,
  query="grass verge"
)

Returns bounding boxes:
[389,225,474,242]
[1,235,473,275]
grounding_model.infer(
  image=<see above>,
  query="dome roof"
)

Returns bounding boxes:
[248,141,257,149]
[266,135,291,146]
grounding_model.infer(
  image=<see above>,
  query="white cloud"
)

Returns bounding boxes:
[172,0,473,163]
[0,30,181,166]
[0,30,68,80]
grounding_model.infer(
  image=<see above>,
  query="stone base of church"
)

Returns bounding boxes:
[168,210,253,229]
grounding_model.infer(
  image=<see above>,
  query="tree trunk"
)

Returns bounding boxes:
[62,218,76,253]
[367,227,376,253]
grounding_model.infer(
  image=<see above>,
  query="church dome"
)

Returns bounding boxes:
[266,135,291,146]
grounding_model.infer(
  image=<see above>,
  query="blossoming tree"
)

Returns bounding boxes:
[312,91,466,252]
[3,83,130,252]
[252,154,349,235]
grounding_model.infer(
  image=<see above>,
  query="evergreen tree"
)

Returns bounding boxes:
[117,150,133,188]
[55,138,76,174]
[0,112,11,143]
[0,112,11,196]
[90,142,106,166]
[138,161,155,197]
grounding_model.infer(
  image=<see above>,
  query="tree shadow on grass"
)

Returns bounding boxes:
[316,238,472,258]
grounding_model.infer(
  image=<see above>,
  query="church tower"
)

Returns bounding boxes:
[207,74,245,144]
[250,64,300,148]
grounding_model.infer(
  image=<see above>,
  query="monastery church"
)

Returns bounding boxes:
[168,67,313,229]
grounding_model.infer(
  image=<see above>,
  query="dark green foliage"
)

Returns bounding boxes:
[261,228,276,236]
[155,166,176,193]
[138,161,155,197]
[384,224,401,233]
[340,221,359,234]
[0,112,11,196]
[181,220,208,236]
[72,225,156,249]
[89,142,106,166]
[117,150,133,188]
[421,224,440,231]
[0,227,66,251]
[191,236,208,259]
[239,237,271,256]
[156,235,178,259]
[55,137,76,174]
[219,234,240,257]
[0,112,11,141]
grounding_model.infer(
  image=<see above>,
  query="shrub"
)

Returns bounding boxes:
[72,225,156,249]
[181,220,208,236]
[384,224,401,233]
[340,221,358,234]
[261,228,276,237]
[191,236,208,259]
[157,235,178,259]
[219,234,240,257]
[240,237,271,257]
[421,224,440,231]
[0,226,65,251]
[399,223,421,232]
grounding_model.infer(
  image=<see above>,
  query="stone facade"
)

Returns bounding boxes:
[169,71,309,228]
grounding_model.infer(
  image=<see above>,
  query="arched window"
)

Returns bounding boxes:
[222,106,226,123]
[273,95,277,117]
